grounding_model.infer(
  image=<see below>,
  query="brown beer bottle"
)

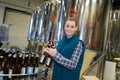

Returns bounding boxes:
[40,40,55,67]
[0,48,3,56]
[16,53,23,79]
[0,56,4,80]
[21,53,28,74]
[9,54,17,80]
[27,53,34,74]
[3,48,10,62]
[19,53,28,80]
[26,53,34,80]
[3,53,12,80]
[33,54,39,73]
[45,40,55,67]
[17,53,23,74]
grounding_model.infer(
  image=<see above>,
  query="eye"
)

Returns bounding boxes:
[66,25,69,28]
[71,25,74,28]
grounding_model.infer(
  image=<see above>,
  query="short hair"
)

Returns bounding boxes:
[66,17,78,26]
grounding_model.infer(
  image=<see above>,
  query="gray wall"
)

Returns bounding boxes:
[0,0,45,24]
[0,0,45,49]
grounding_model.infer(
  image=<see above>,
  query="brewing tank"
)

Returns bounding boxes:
[77,0,112,51]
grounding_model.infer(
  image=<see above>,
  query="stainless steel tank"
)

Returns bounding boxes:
[77,0,112,51]
[105,10,120,57]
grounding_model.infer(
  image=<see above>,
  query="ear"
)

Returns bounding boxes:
[75,26,78,31]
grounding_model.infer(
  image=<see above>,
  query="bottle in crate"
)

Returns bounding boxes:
[0,56,4,80]
[17,53,23,74]
[21,53,28,74]
[33,54,39,73]
[27,53,34,74]
[19,53,28,80]
[27,53,34,80]
[8,54,17,80]
[3,53,12,80]
[0,48,3,56]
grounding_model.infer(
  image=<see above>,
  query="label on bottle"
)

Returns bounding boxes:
[8,69,12,78]
[27,66,34,74]
[21,67,26,74]
[0,71,3,80]
[0,71,3,74]
[46,57,51,66]
[34,67,38,73]
[40,54,45,63]
[20,68,26,80]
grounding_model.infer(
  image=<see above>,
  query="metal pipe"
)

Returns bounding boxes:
[54,0,65,42]
[82,53,105,80]
[44,2,61,42]
[27,7,41,40]
[35,2,48,42]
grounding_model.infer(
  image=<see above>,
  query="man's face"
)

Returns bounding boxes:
[64,20,77,38]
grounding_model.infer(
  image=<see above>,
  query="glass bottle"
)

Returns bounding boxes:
[34,54,39,73]
[27,53,34,80]
[3,53,12,80]
[0,56,4,80]
[21,53,28,74]
[8,54,17,80]
[19,53,28,80]
[17,54,23,74]
[0,48,3,56]
[45,40,55,67]
[27,53,34,74]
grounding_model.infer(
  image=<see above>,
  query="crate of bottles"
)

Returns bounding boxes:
[0,48,47,80]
